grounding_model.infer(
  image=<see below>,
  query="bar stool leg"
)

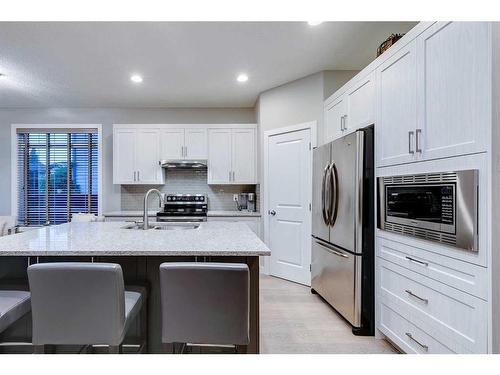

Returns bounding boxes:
[108,345,122,354]
[33,345,45,354]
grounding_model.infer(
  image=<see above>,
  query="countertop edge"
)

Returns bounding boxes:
[103,210,261,218]
[0,251,270,256]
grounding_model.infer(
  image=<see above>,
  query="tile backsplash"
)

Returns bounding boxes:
[121,169,259,212]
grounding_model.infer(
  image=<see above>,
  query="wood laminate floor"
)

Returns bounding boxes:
[260,275,398,354]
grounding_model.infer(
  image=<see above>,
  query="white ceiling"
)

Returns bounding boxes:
[0,22,417,108]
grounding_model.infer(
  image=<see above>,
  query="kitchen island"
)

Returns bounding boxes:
[0,221,270,353]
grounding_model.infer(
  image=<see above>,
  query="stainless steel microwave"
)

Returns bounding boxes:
[378,170,478,252]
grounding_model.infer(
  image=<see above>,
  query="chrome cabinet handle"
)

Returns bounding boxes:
[134,171,136,182]
[416,129,422,153]
[343,115,348,130]
[137,171,140,181]
[408,131,415,154]
[340,116,344,131]
[185,146,188,158]
[229,171,232,181]
[315,240,349,258]
[232,171,235,181]
[328,162,339,227]
[405,332,428,352]
[405,256,429,267]
[405,289,429,304]
[269,210,276,216]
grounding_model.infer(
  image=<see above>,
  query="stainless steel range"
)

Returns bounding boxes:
[156,194,208,222]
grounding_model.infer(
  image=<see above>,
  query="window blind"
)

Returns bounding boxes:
[16,130,98,226]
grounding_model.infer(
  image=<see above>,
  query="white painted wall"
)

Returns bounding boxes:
[0,107,255,215]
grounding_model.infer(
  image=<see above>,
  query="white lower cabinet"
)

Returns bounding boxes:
[379,302,455,354]
[377,235,489,354]
[207,216,261,239]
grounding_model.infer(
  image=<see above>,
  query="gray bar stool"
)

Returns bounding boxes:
[0,290,31,337]
[159,262,249,353]
[28,262,146,354]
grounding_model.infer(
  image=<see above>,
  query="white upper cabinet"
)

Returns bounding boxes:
[207,129,232,184]
[184,128,207,160]
[113,128,136,184]
[324,71,375,144]
[324,95,346,143]
[113,127,164,185]
[232,128,257,184]
[416,22,490,160]
[160,127,207,160]
[376,40,418,167]
[114,124,255,185]
[135,128,163,184]
[208,127,257,185]
[160,128,184,160]
[346,71,375,131]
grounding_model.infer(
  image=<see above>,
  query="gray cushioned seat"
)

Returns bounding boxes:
[28,262,145,347]
[159,262,250,346]
[0,290,31,334]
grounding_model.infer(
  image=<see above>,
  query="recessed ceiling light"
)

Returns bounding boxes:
[0,73,6,79]
[130,74,143,83]
[307,21,323,26]
[236,74,249,83]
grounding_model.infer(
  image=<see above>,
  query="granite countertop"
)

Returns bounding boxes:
[0,221,270,257]
[103,210,261,218]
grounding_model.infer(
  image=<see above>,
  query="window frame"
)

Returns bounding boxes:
[11,124,103,225]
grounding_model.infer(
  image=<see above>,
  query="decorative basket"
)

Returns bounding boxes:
[377,33,405,57]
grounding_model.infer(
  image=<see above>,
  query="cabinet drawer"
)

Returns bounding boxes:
[379,258,487,353]
[377,237,487,300]
[379,302,455,354]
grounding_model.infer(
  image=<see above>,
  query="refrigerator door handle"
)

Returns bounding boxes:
[321,164,330,225]
[328,162,339,227]
[314,238,349,258]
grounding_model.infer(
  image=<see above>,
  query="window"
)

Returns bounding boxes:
[16,128,98,226]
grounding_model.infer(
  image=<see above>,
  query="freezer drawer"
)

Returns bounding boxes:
[311,237,362,327]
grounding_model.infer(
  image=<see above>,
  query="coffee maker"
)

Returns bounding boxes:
[236,193,256,212]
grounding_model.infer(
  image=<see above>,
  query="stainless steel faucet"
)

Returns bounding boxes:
[143,189,164,230]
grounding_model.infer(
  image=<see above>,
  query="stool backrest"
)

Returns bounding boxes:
[28,262,126,345]
[159,262,250,346]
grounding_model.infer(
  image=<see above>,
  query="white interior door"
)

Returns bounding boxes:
[268,128,312,285]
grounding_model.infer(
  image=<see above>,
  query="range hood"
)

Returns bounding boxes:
[160,159,207,169]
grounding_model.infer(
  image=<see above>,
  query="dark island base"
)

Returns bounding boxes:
[0,255,260,354]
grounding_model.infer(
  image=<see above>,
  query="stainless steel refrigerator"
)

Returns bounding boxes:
[311,126,374,336]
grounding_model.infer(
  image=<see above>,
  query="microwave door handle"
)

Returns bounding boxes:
[329,162,339,227]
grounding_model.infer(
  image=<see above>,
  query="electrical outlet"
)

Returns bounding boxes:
[233,194,239,202]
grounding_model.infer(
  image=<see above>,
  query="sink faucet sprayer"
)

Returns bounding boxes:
[143,189,164,230]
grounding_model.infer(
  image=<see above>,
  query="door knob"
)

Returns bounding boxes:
[268,210,276,216]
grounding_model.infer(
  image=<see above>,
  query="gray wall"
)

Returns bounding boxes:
[323,70,359,99]
[0,107,255,215]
